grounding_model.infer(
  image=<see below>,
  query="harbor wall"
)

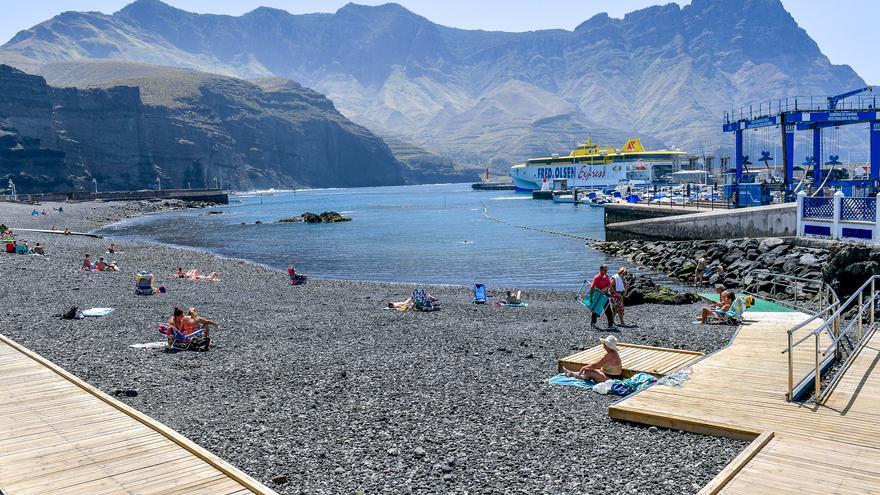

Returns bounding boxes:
[604,203,705,225]
[605,203,796,241]
[2,188,228,205]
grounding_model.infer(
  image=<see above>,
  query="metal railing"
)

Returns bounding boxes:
[742,270,836,315]
[724,94,880,124]
[781,275,879,402]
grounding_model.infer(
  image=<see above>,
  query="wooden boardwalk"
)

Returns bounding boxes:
[0,334,277,495]
[609,312,880,494]
[559,343,704,378]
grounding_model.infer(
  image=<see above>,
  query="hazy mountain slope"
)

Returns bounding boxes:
[0,62,415,193]
[0,0,865,169]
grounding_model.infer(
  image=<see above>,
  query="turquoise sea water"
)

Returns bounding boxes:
[96,183,625,290]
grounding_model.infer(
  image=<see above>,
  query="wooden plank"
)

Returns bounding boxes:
[0,334,276,495]
[559,342,703,377]
[697,431,774,495]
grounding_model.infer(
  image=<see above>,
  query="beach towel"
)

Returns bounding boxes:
[495,301,528,307]
[129,341,167,349]
[82,308,114,317]
[548,374,596,389]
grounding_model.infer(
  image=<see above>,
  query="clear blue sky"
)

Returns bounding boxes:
[2,0,878,83]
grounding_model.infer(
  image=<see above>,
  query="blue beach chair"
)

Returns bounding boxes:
[473,283,487,304]
[576,280,609,315]
[413,287,438,312]
[707,296,747,325]
[159,323,209,351]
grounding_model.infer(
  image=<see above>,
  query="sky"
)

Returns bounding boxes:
[1,0,878,83]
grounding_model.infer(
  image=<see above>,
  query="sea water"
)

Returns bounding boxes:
[96,183,625,290]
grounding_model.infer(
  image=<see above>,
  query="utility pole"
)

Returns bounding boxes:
[92,178,98,194]
[156,177,161,191]
[8,179,15,201]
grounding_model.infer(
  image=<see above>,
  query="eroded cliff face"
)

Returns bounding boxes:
[0,64,408,193]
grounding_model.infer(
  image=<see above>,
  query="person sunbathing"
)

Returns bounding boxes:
[32,243,45,255]
[95,257,119,272]
[169,308,200,340]
[505,290,523,305]
[81,254,94,270]
[388,298,413,310]
[185,269,220,281]
[562,335,623,383]
[697,290,733,323]
[188,307,218,338]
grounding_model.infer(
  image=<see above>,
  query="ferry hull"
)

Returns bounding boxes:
[512,163,633,191]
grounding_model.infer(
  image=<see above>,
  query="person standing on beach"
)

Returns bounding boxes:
[610,267,627,326]
[590,265,615,329]
[694,257,707,287]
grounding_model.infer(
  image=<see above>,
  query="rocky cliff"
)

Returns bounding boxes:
[0,0,865,169]
[0,63,427,193]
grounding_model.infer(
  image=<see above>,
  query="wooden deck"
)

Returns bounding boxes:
[608,312,880,494]
[0,334,277,495]
[559,343,704,377]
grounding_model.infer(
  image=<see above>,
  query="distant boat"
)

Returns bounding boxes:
[511,137,686,191]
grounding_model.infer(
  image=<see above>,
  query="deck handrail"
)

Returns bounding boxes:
[782,275,878,402]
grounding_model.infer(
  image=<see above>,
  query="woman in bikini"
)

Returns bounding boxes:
[562,335,623,382]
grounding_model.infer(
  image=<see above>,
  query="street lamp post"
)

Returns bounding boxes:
[92,178,98,194]
[156,177,161,192]
[8,179,16,202]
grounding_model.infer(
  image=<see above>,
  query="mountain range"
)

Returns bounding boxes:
[0,0,868,191]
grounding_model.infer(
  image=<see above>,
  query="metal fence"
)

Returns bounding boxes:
[841,197,877,222]
[801,196,834,219]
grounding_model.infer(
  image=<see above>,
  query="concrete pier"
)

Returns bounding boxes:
[3,188,228,204]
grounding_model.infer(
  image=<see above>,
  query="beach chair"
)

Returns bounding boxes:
[576,281,609,315]
[473,283,487,304]
[412,287,437,311]
[707,296,747,325]
[158,323,209,351]
[135,271,155,295]
[288,267,307,285]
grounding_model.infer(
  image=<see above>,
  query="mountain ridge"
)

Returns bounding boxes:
[0,0,866,170]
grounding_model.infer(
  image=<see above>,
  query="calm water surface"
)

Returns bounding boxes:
[97,183,628,290]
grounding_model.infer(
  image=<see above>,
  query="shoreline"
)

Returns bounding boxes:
[1,199,747,493]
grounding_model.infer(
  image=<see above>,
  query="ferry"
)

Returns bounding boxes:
[510,137,687,191]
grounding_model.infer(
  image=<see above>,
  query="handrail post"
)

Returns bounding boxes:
[815,332,821,402]
[787,331,794,402]
[858,290,864,340]
[872,278,876,328]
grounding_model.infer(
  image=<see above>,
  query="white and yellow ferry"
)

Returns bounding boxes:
[510,137,686,191]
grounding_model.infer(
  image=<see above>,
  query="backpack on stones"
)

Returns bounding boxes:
[62,306,83,320]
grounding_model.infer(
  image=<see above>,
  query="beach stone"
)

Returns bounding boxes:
[414,447,426,458]
[334,467,345,474]
[759,238,784,252]
[112,389,138,397]
[271,474,289,485]
[648,426,659,433]
[799,253,819,266]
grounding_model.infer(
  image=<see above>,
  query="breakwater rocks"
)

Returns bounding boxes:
[624,275,700,305]
[595,238,829,294]
[597,238,880,303]
[278,211,352,223]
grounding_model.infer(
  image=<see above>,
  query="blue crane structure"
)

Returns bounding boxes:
[722,87,879,204]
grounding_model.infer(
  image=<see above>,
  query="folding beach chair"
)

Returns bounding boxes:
[473,283,487,304]
[706,297,747,325]
[576,280,609,315]
[158,323,209,351]
[412,287,437,311]
[136,271,155,295]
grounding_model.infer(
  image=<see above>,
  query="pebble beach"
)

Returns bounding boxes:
[0,200,747,494]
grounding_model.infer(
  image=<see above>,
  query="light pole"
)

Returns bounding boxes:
[214,177,219,189]
[92,178,98,194]
[8,179,15,202]
[156,177,161,191]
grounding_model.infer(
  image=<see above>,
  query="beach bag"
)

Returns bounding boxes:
[62,306,83,320]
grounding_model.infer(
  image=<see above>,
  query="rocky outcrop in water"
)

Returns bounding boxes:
[279,211,352,224]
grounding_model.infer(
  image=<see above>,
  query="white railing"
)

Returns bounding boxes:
[797,191,880,243]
